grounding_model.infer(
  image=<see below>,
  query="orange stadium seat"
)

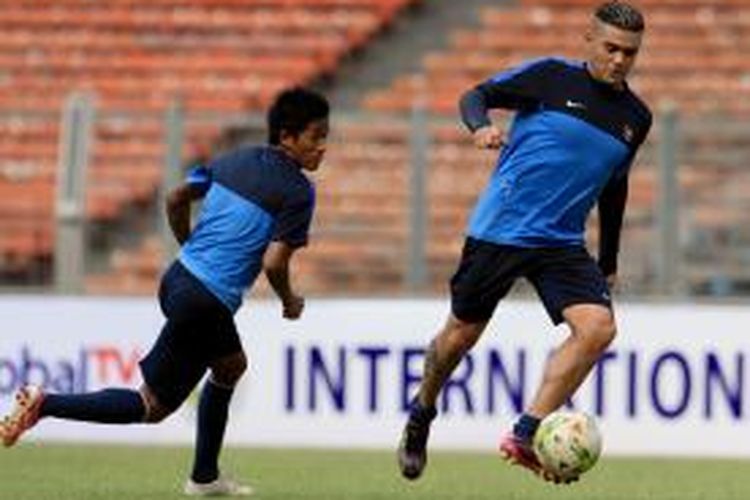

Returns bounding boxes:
[0,0,418,288]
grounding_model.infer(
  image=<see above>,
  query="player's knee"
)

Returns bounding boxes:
[445,317,484,354]
[574,314,616,354]
[211,352,248,387]
[225,357,248,385]
[139,386,175,423]
[597,316,617,346]
[144,404,172,423]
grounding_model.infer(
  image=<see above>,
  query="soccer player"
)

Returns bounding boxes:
[397,1,651,483]
[0,87,330,496]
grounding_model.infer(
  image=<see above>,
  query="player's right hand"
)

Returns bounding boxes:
[605,274,618,291]
[283,294,305,320]
[473,125,505,149]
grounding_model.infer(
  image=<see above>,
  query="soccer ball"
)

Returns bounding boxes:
[532,411,602,481]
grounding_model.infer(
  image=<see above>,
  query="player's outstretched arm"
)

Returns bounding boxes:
[263,241,304,320]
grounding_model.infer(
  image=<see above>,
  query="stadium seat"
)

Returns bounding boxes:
[0,0,418,288]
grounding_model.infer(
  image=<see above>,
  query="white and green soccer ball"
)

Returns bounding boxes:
[532,411,602,481]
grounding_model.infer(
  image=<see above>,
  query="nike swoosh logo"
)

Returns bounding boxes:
[566,100,587,110]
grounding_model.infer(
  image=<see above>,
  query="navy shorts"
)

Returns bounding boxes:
[450,238,612,325]
[139,261,243,411]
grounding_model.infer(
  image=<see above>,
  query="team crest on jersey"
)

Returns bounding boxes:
[622,124,635,143]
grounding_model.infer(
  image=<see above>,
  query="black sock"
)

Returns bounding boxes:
[40,389,145,423]
[191,380,234,484]
[513,413,541,442]
[408,398,437,425]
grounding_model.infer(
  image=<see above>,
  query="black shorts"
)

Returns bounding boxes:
[450,237,612,325]
[139,261,243,411]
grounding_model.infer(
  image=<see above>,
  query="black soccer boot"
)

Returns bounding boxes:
[397,401,437,480]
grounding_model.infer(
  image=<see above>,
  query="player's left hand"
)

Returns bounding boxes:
[283,294,305,320]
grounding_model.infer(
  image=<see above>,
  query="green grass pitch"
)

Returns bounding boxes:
[0,445,748,499]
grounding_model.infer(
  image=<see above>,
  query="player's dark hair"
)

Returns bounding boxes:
[594,2,645,32]
[267,87,329,145]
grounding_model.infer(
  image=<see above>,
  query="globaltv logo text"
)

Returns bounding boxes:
[0,345,142,395]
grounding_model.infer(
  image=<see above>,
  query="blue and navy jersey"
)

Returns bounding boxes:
[459,57,652,273]
[178,146,315,313]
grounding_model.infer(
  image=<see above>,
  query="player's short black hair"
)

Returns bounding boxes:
[267,87,330,145]
[594,1,645,32]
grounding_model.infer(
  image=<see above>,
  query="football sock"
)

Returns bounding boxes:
[409,398,437,426]
[513,413,541,442]
[41,389,146,423]
[191,380,234,483]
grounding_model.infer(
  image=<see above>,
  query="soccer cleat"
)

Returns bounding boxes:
[499,432,545,475]
[397,404,436,481]
[499,432,577,484]
[183,476,254,496]
[0,385,45,447]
